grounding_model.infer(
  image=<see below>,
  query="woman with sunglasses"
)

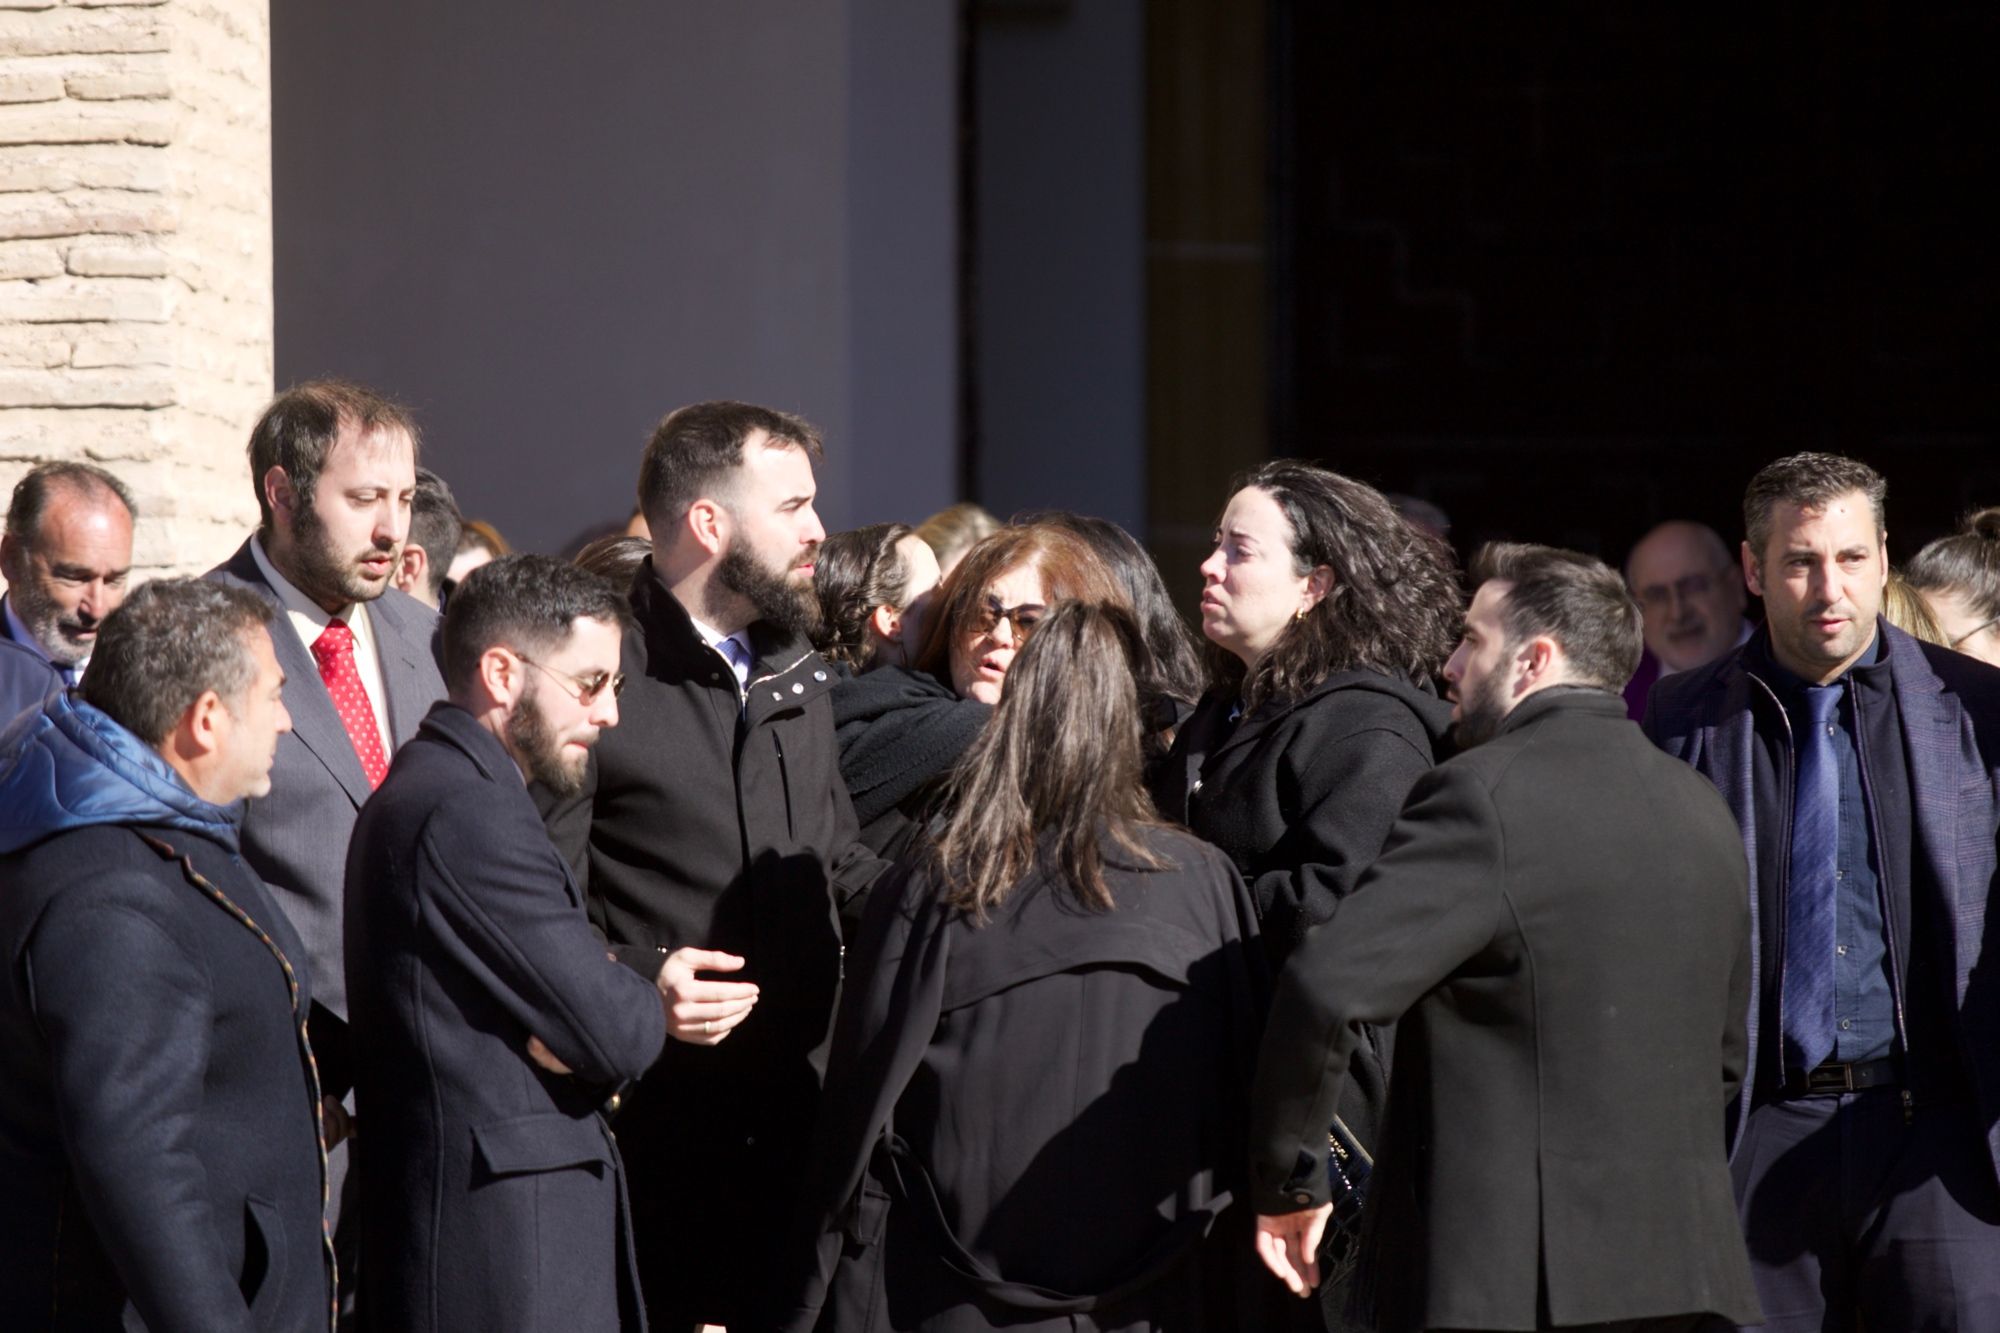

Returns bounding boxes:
[770,602,1269,1332]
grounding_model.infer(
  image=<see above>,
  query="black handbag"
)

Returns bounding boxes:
[1316,1113,1373,1288]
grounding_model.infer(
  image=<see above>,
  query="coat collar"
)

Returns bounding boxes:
[1208,666,1449,766]
[414,700,519,785]
[1492,683,1628,737]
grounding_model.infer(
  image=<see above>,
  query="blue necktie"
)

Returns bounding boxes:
[1782,683,1842,1073]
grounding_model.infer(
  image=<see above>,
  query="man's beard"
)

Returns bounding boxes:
[1451,666,1513,750]
[10,576,94,667]
[286,500,398,609]
[507,684,591,797]
[716,540,819,638]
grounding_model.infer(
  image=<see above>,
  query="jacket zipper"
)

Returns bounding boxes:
[1745,670,1796,1090]
[1846,683,1913,1063]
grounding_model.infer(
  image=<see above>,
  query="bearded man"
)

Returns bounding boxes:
[542,400,887,1332]
[344,555,666,1332]
[207,378,449,1301]
[1252,544,1758,1333]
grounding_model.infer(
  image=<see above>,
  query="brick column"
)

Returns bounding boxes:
[0,0,268,576]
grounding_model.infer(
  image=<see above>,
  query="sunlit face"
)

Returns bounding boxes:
[893,533,943,661]
[1744,490,1887,685]
[506,615,624,796]
[218,628,292,803]
[0,485,133,667]
[731,436,825,591]
[949,560,1047,704]
[272,422,416,613]
[1919,585,2000,668]
[1627,523,1747,673]
[1198,487,1316,668]
[1441,581,1524,748]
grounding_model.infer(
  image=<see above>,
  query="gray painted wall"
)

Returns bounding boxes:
[272,2,959,554]
[972,0,1146,534]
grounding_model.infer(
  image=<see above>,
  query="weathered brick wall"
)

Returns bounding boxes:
[0,0,268,577]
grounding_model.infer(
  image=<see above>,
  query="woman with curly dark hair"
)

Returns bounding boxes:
[1152,462,1458,1322]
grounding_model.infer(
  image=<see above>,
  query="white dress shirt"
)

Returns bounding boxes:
[250,536,396,758]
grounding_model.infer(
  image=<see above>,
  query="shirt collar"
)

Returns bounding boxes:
[685,612,750,663]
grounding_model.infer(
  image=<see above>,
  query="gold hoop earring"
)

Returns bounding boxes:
[1294,606,1309,623]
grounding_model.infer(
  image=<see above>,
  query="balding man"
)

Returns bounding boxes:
[1623,520,1753,717]
[0,462,136,724]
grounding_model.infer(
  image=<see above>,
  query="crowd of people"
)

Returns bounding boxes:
[2,380,2000,1333]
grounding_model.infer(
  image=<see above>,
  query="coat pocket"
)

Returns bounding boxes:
[471,1112,613,1178]
[242,1193,288,1318]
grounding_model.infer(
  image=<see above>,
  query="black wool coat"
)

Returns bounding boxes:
[0,823,332,1332]
[345,704,668,1333]
[540,559,887,1327]
[828,663,989,859]
[1251,689,1761,1332]
[1152,668,1451,1157]
[764,826,1272,1333]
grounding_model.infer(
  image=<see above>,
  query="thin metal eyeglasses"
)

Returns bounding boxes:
[1950,618,1999,650]
[518,653,625,704]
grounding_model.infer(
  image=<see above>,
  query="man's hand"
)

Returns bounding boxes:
[1255,1204,1331,1298]
[658,947,758,1046]
[321,1095,356,1151]
[527,1035,573,1076]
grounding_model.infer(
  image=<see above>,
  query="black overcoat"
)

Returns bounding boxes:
[345,704,667,1332]
[1152,668,1451,1159]
[541,559,886,1327]
[1251,688,1761,1331]
[765,825,1270,1333]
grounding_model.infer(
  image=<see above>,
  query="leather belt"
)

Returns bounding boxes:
[1790,1056,1902,1094]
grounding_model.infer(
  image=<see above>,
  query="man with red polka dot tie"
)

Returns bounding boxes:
[208,379,449,1321]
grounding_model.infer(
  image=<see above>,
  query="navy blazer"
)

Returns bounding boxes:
[1646,620,2000,1172]
[345,703,667,1333]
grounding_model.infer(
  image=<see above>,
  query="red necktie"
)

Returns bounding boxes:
[311,619,389,789]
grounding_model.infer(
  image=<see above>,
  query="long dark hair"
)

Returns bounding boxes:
[1015,511,1204,715]
[1214,460,1461,710]
[933,602,1167,922]
[812,522,917,671]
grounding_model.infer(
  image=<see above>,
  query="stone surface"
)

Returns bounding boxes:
[0,0,268,578]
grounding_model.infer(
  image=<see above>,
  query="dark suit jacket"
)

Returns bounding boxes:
[345,704,666,1333]
[207,538,447,1085]
[540,559,886,1326]
[0,815,331,1332]
[1645,620,2000,1172]
[0,609,63,729]
[1252,689,1760,1332]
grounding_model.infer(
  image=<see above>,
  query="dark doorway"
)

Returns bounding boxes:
[1271,4,2000,565]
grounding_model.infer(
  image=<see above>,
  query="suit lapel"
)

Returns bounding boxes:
[1890,634,1977,1003]
[368,595,432,746]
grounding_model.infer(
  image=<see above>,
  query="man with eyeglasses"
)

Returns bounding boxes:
[541,400,888,1333]
[1623,520,1754,719]
[344,554,667,1333]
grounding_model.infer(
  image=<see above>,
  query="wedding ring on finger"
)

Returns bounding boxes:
[703,1019,713,1035]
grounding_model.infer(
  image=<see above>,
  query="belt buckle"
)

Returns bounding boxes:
[1806,1062,1856,1093]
